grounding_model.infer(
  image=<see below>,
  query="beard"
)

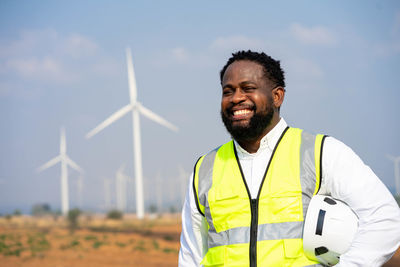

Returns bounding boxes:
[221,104,274,142]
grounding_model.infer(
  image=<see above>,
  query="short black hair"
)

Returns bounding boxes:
[219,50,285,88]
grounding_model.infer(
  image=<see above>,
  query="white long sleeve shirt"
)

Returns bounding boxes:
[179,118,400,267]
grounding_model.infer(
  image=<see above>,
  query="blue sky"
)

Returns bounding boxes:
[0,1,399,214]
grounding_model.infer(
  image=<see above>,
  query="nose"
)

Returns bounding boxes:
[232,89,246,104]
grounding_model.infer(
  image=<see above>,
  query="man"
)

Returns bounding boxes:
[179,50,400,266]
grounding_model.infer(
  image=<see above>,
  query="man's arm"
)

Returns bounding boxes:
[179,173,208,266]
[320,137,400,266]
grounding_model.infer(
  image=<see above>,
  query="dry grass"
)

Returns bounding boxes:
[1,214,399,266]
[0,214,181,267]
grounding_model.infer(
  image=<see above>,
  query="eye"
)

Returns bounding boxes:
[222,88,233,96]
[243,86,255,92]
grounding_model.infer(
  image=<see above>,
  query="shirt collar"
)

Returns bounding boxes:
[234,117,288,156]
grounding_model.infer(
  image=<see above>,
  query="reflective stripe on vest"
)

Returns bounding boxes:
[193,127,327,267]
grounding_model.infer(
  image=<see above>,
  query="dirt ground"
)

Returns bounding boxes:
[1,214,399,267]
[0,214,181,267]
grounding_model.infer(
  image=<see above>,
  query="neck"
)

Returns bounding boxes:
[237,114,280,153]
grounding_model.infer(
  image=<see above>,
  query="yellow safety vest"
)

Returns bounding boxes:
[193,127,327,267]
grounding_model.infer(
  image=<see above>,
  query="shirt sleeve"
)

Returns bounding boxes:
[319,136,400,266]
[179,172,208,267]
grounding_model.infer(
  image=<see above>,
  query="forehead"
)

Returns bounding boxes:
[222,60,265,85]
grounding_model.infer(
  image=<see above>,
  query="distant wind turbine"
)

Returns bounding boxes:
[37,127,83,215]
[178,165,189,206]
[156,172,163,214]
[76,174,84,208]
[86,47,178,219]
[387,155,400,196]
[103,178,112,211]
[116,164,129,212]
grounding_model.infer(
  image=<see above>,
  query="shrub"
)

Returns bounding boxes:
[152,240,159,250]
[169,206,176,213]
[106,210,123,220]
[28,233,50,254]
[149,205,157,213]
[31,203,52,216]
[92,241,105,249]
[13,209,21,216]
[67,208,81,232]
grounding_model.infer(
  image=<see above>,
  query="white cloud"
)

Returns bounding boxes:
[0,29,56,58]
[63,34,99,58]
[210,35,263,51]
[171,47,189,63]
[6,57,73,82]
[0,29,99,58]
[290,23,337,46]
[0,29,115,89]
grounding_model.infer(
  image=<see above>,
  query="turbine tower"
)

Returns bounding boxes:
[156,172,163,214]
[76,174,84,208]
[86,48,178,219]
[116,164,129,212]
[103,177,112,211]
[387,155,400,196]
[37,127,83,215]
[178,165,189,206]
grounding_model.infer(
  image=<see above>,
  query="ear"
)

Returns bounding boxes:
[272,86,285,109]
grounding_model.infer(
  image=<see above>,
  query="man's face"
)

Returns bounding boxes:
[220,60,275,141]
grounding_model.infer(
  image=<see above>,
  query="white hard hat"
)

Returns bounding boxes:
[303,195,359,266]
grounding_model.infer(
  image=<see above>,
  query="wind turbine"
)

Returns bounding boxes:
[37,127,83,215]
[76,173,84,208]
[156,172,163,214]
[178,165,189,206]
[103,177,112,211]
[387,155,400,196]
[86,48,178,219]
[116,164,129,212]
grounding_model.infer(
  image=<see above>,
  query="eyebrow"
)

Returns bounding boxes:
[222,81,257,89]
[239,81,256,86]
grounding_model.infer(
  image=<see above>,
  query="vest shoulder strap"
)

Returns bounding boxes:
[193,155,205,216]
[192,144,225,216]
[314,134,328,194]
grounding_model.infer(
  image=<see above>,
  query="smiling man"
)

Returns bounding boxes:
[178,50,400,266]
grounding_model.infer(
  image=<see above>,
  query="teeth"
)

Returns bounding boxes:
[233,109,251,116]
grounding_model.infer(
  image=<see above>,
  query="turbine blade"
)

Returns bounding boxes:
[126,47,137,104]
[60,127,66,155]
[37,155,61,172]
[66,156,84,173]
[137,103,179,132]
[86,104,132,139]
